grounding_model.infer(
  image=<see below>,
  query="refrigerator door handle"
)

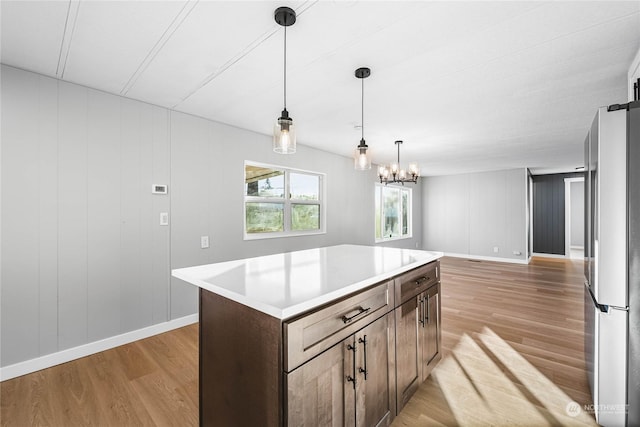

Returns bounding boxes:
[586,282,609,313]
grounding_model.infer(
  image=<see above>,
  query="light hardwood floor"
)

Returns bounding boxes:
[1,256,596,426]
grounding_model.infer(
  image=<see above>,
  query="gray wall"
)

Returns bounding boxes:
[421,168,527,261]
[1,65,422,367]
[570,180,584,247]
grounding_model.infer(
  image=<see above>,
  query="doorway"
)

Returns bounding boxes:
[564,177,585,260]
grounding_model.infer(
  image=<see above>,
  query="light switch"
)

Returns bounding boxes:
[201,236,209,249]
[160,212,169,226]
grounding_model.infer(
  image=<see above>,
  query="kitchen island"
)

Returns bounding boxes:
[173,244,442,426]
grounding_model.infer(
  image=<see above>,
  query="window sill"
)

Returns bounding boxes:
[375,235,413,244]
[244,230,327,241]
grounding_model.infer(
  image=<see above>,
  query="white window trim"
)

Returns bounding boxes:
[375,183,413,243]
[244,161,327,240]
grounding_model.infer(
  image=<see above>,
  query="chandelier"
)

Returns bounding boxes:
[378,140,419,184]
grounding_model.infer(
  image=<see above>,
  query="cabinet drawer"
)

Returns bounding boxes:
[284,280,394,372]
[395,261,439,305]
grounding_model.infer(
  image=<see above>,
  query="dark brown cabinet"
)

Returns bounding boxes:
[198,260,440,426]
[394,262,441,412]
[421,283,441,378]
[352,312,396,427]
[286,312,396,427]
[286,338,349,426]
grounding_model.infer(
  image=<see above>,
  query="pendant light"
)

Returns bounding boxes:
[378,140,419,184]
[354,67,372,170]
[273,6,297,154]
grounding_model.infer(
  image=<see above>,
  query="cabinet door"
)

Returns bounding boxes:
[394,296,420,411]
[422,284,441,380]
[355,313,396,427]
[286,338,355,427]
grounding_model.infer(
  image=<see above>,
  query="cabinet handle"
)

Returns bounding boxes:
[358,335,368,380]
[346,343,357,389]
[341,306,371,324]
[418,296,425,326]
[425,295,430,323]
[415,276,430,286]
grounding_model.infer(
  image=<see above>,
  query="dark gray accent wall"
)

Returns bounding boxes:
[532,172,583,255]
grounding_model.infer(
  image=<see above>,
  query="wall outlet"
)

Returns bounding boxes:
[201,236,209,249]
[160,212,169,226]
[493,246,499,253]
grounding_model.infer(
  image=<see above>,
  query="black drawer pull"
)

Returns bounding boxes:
[341,306,371,324]
[415,276,430,286]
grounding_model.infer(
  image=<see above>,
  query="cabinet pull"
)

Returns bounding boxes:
[415,276,430,286]
[346,343,357,388]
[358,335,368,380]
[418,296,425,326]
[425,295,430,323]
[341,306,371,324]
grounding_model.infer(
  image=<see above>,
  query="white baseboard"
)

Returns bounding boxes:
[531,252,568,259]
[442,252,529,265]
[0,313,198,382]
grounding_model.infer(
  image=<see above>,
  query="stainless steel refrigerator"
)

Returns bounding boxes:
[584,100,639,426]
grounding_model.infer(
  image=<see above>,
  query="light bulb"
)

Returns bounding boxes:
[358,153,367,168]
[399,169,407,179]
[391,163,399,174]
[409,162,419,175]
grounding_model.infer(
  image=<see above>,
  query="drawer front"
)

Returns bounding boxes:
[395,261,439,305]
[284,280,394,372]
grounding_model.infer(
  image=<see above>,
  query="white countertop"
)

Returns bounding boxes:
[172,244,442,320]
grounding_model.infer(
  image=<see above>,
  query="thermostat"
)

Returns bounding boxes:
[152,184,168,194]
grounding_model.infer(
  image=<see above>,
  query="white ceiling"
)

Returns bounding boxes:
[2,1,639,175]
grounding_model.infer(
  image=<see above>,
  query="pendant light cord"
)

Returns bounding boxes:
[361,76,364,140]
[283,25,287,110]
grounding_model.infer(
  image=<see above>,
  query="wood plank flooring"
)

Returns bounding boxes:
[392,256,596,427]
[1,256,596,426]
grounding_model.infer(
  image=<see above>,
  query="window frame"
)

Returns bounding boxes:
[244,161,326,240]
[374,183,413,243]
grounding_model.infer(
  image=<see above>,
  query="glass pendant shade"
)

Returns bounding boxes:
[354,152,371,170]
[273,112,296,154]
[354,140,371,170]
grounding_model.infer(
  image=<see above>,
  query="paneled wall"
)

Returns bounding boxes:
[531,172,583,255]
[422,169,527,262]
[1,66,171,366]
[629,45,640,101]
[1,65,422,369]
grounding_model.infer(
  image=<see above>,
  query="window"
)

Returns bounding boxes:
[375,184,412,242]
[244,162,325,239]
